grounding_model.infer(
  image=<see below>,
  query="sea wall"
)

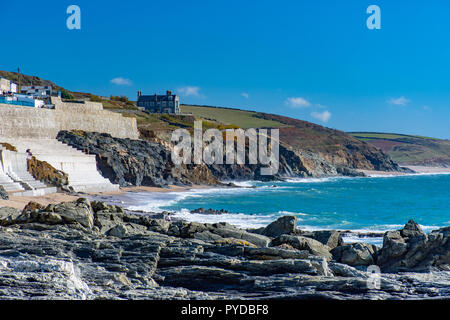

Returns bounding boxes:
[0,97,139,139]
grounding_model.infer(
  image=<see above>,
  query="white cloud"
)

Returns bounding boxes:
[388,96,410,106]
[241,92,249,99]
[110,77,132,86]
[177,86,202,97]
[311,110,331,123]
[285,97,311,108]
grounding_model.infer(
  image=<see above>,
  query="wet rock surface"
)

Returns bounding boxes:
[0,186,8,200]
[0,202,449,300]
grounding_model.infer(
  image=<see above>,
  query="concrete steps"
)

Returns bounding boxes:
[11,187,58,197]
[5,151,48,190]
[0,172,25,192]
[1,138,119,193]
[0,147,56,197]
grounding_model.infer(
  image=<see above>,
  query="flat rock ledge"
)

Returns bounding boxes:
[0,202,449,300]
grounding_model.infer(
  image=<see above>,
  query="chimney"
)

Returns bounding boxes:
[166,90,172,96]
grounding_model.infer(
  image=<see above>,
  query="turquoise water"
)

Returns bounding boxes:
[125,174,450,237]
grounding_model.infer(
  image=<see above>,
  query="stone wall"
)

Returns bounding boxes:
[0,97,139,139]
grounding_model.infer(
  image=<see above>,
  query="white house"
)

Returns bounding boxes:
[21,85,53,97]
[0,77,18,94]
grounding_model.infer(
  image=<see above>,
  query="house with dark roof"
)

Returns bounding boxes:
[137,90,180,114]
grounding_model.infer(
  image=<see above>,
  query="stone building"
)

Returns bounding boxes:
[137,90,180,114]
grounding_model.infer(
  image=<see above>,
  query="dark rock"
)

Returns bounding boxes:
[243,247,310,260]
[106,224,128,238]
[190,208,229,215]
[209,225,271,248]
[22,201,44,214]
[401,219,425,238]
[302,230,344,249]
[0,205,449,300]
[56,131,220,187]
[271,234,332,260]
[0,207,21,226]
[157,266,249,291]
[377,220,450,272]
[331,243,378,266]
[0,186,8,200]
[261,216,297,238]
[44,198,94,228]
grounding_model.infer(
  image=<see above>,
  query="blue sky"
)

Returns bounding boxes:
[2,0,450,138]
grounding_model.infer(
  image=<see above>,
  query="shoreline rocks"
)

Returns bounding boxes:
[0,186,8,200]
[190,208,229,215]
[0,201,449,300]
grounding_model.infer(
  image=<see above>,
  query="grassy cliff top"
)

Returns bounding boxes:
[349,132,450,165]
[180,105,285,129]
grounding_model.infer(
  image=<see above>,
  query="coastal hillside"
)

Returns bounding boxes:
[1,70,402,180]
[349,132,450,167]
[103,103,402,177]
[179,105,401,173]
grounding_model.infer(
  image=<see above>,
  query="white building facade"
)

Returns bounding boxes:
[0,77,18,94]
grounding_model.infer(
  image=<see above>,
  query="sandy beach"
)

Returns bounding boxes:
[0,193,79,210]
[0,184,214,210]
[359,165,450,177]
[405,166,450,174]
[92,184,212,196]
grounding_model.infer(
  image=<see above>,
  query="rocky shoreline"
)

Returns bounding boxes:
[0,199,449,300]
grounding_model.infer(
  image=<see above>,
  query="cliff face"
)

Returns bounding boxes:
[56,131,221,187]
[349,132,450,167]
[258,114,401,173]
[56,103,405,186]
[57,130,365,187]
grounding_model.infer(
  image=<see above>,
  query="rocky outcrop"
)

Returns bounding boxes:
[331,243,379,267]
[0,186,8,200]
[300,230,344,250]
[261,216,297,238]
[57,131,222,187]
[0,206,21,225]
[271,234,332,260]
[27,156,69,188]
[0,204,449,300]
[377,220,450,272]
[257,113,404,173]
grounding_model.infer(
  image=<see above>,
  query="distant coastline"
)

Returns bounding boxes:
[359,165,450,177]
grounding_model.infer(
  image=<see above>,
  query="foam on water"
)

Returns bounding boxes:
[284,177,339,183]
[116,174,450,239]
[171,209,277,229]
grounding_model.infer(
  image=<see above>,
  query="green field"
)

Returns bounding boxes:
[348,132,439,141]
[180,105,285,129]
[349,132,450,165]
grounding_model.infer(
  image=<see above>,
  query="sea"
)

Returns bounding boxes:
[103,173,450,246]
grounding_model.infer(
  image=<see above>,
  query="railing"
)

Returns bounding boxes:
[0,97,35,107]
